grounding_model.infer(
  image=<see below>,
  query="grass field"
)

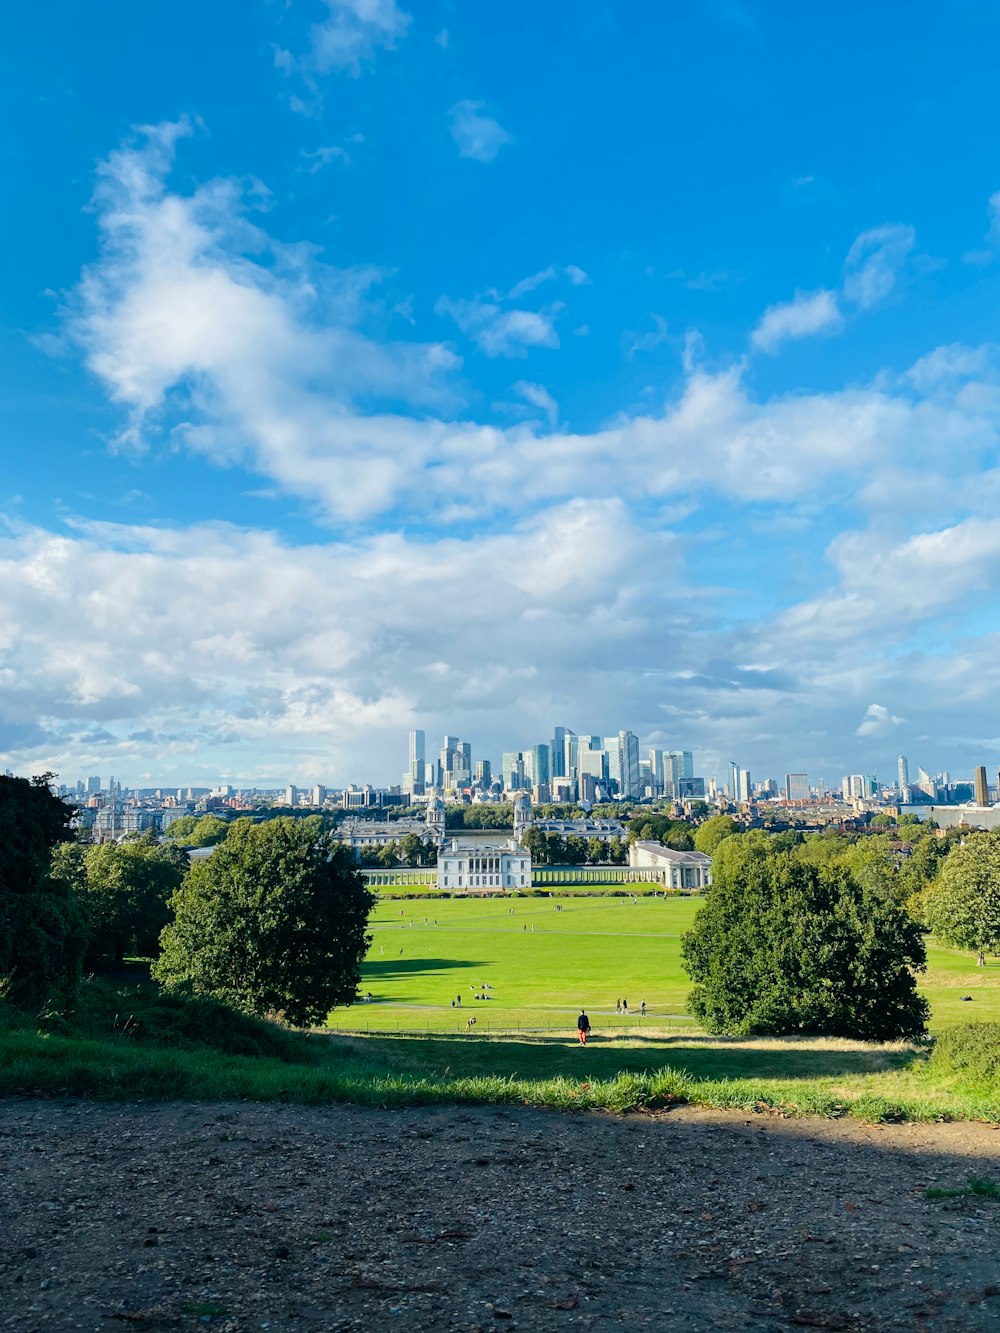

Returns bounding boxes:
[326,894,1000,1035]
[4,894,1000,1123]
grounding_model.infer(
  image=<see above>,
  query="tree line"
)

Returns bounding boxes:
[0,776,371,1026]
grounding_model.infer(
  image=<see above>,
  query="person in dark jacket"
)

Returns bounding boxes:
[577,1010,591,1045]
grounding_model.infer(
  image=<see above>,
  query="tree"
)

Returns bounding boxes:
[922,830,1000,957]
[520,826,549,865]
[75,832,187,966]
[693,815,738,856]
[153,817,373,1026]
[164,813,229,848]
[681,840,928,1040]
[586,837,607,865]
[0,774,88,1006]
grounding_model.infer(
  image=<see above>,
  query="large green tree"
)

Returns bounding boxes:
[164,813,230,848]
[922,830,1000,957]
[681,840,928,1040]
[63,832,187,967]
[0,774,88,1006]
[693,815,738,855]
[153,817,373,1026]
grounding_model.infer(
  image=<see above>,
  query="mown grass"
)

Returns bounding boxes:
[340,895,1000,1034]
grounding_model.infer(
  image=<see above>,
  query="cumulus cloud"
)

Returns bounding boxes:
[435,295,561,357]
[62,131,1000,529]
[855,703,907,737]
[751,289,842,353]
[514,380,559,427]
[0,506,681,782]
[276,0,410,78]
[39,124,1000,788]
[448,100,513,163]
[842,223,916,310]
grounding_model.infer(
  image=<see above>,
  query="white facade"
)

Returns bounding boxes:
[628,840,713,890]
[437,838,532,891]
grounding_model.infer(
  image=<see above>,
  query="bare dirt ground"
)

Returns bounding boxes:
[2,1099,1000,1332]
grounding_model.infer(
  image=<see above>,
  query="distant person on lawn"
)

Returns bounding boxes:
[577,1010,591,1046]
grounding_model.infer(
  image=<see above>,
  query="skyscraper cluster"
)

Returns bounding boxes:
[403,727,701,804]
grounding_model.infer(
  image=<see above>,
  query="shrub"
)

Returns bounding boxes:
[930,1023,1000,1083]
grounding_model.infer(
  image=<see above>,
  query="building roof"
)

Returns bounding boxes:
[634,841,712,865]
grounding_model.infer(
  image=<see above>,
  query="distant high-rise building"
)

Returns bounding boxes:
[285,784,298,807]
[897,754,909,791]
[975,765,990,807]
[784,773,809,801]
[87,775,101,795]
[578,747,607,786]
[311,784,327,806]
[738,768,752,803]
[604,737,622,792]
[551,727,570,779]
[728,761,740,803]
[530,742,551,789]
[474,759,492,786]
[502,751,525,791]
[408,729,426,795]
[648,748,664,795]
[618,730,640,800]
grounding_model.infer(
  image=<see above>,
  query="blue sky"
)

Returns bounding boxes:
[4,0,1000,788]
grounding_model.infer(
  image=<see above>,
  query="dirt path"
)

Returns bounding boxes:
[2,1099,1000,1331]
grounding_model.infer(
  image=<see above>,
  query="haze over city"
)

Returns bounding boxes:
[4,2,1000,786]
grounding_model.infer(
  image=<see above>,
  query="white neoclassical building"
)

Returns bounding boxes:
[628,840,713,890]
[437,838,531,892]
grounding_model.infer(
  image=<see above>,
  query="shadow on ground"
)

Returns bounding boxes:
[360,958,485,982]
[326,1029,923,1082]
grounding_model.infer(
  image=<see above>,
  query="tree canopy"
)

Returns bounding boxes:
[0,773,87,1006]
[153,817,373,1026]
[55,831,187,967]
[163,813,230,847]
[922,830,1000,955]
[693,815,738,855]
[681,837,928,1040]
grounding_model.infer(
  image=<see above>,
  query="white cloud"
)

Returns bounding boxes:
[842,223,916,310]
[624,314,669,357]
[300,144,352,172]
[507,265,588,299]
[0,505,679,782]
[435,296,561,357]
[751,289,842,353]
[855,703,906,737]
[514,380,558,427]
[448,100,513,163]
[277,0,410,78]
[64,132,1000,529]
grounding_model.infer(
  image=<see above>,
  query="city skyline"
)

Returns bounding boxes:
[44,733,991,803]
[5,5,1000,785]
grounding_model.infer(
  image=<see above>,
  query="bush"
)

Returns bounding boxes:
[930,1023,1000,1083]
[9,977,316,1063]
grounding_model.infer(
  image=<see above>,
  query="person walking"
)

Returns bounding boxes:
[622,997,629,1015]
[615,998,622,1014]
[577,1009,591,1046]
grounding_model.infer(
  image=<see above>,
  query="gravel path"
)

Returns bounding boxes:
[2,1098,1000,1331]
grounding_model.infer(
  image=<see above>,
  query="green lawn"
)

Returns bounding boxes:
[326,895,1000,1035]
